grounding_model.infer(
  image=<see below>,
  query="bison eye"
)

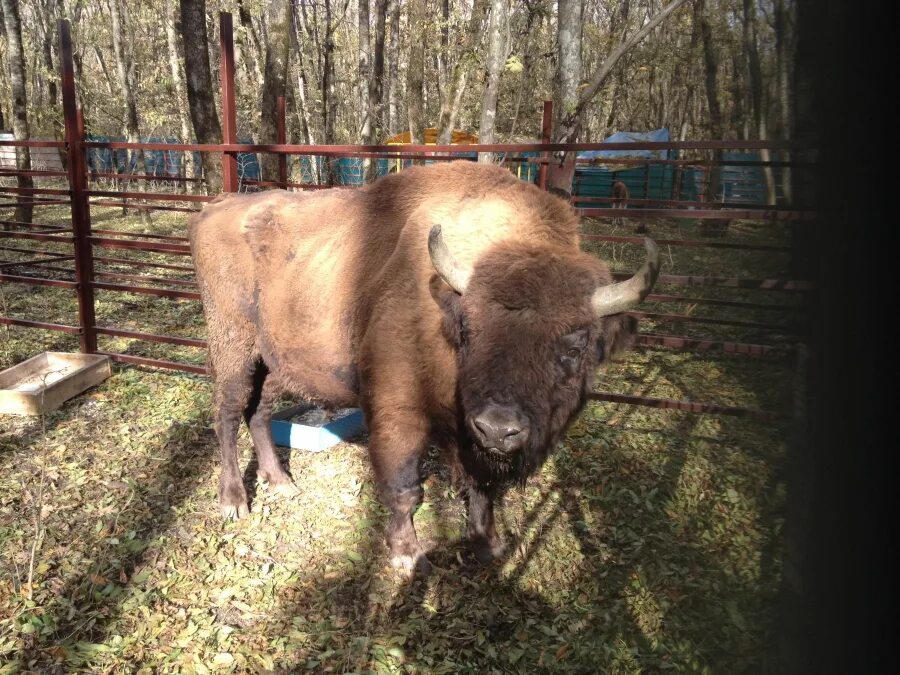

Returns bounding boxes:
[566,347,582,359]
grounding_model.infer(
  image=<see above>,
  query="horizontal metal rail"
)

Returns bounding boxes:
[619,272,813,291]
[0,139,65,147]
[93,270,197,287]
[94,255,195,272]
[89,200,200,213]
[572,195,804,210]
[0,272,77,288]
[95,326,206,348]
[0,315,81,334]
[96,350,207,375]
[85,189,213,203]
[88,236,192,255]
[636,333,788,356]
[88,170,205,182]
[91,280,201,300]
[0,219,68,231]
[578,207,813,221]
[582,233,790,252]
[0,255,76,269]
[631,310,794,333]
[645,293,799,311]
[82,139,803,154]
[588,391,776,420]
[92,229,189,243]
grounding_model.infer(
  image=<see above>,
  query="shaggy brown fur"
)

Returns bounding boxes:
[189,161,646,571]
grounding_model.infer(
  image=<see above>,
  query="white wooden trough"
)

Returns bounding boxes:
[0,352,112,416]
[270,403,366,452]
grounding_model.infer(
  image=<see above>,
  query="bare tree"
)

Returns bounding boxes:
[548,0,689,195]
[165,0,194,187]
[179,0,223,194]
[385,0,401,135]
[1,0,34,225]
[259,0,291,184]
[358,0,370,144]
[743,0,775,204]
[437,0,489,145]
[478,0,508,162]
[368,0,387,145]
[109,0,150,222]
[406,0,425,144]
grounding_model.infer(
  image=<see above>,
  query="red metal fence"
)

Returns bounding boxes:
[0,14,812,421]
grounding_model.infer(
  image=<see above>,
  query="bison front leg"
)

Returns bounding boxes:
[368,421,431,574]
[467,484,506,563]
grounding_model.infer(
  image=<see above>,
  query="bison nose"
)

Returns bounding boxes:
[470,406,530,452]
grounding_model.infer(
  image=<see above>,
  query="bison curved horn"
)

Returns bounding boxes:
[590,237,660,318]
[428,224,472,294]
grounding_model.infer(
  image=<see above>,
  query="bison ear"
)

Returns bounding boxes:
[599,313,638,363]
[429,274,464,348]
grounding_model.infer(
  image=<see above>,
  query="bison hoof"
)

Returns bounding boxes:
[473,538,507,564]
[221,502,250,520]
[390,552,433,575]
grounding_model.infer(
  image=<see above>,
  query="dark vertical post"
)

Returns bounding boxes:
[219,12,239,192]
[537,100,552,191]
[277,95,287,189]
[59,20,96,353]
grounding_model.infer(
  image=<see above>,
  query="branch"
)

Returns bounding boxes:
[575,0,689,120]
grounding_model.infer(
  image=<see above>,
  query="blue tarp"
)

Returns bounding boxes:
[577,128,672,160]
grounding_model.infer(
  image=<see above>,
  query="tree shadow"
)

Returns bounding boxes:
[259,398,782,672]
[7,368,219,670]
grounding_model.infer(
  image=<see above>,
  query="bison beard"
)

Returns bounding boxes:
[189,161,658,573]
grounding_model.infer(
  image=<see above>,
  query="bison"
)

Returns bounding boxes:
[189,161,659,571]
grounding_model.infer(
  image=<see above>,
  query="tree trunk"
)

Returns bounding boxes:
[322,0,337,182]
[237,0,264,82]
[260,0,291,184]
[743,0,775,204]
[775,0,792,203]
[1,0,34,225]
[166,0,194,189]
[358,0,371,144]
[478,0,507,163]
[368,0,387,145]
[179,0,224,194]
[548,0,688,195]
[437,0,489,145]
[696,0,723,204]
[385,0,401,135]
[406,0,425,145]
[110,0,150,222]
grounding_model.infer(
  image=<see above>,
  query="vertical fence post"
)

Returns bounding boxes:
[277,95,287,189]
[219,12,239,193]
[59,20,97,353]
[537,100,552,191]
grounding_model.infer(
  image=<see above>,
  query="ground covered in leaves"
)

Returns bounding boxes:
[1,198,793,672]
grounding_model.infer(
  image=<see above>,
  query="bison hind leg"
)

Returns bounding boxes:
[243,360,299,498]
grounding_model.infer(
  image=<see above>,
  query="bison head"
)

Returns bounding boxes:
[428,225,659,484]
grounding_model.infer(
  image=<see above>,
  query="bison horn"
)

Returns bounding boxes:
[428,224,472,294]
[590,237,660,318]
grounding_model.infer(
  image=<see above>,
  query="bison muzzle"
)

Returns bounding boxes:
[189,161,659,572]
